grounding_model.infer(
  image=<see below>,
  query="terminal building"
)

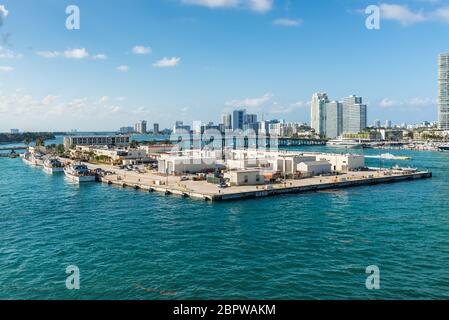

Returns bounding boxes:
[63,135,130,149]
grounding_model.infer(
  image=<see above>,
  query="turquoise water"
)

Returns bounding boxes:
[1,147,449,300]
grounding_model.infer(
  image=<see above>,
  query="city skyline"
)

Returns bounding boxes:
[1,0,448,131]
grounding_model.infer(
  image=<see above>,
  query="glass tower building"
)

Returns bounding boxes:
[439,53,449,130]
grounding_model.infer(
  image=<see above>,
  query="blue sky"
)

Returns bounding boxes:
[0,0,448,131]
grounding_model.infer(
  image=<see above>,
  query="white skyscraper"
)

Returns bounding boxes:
[438,53,449,130]
[311,93,329,137]
[342,95,367,134]
[222,113,232,130]
[325,101,343,138]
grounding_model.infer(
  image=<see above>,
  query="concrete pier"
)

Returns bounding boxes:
[85,161,431,202]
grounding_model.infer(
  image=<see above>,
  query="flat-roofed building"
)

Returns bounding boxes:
[224,169,264,186]
[297,161,332,175]
[64,135,130,149]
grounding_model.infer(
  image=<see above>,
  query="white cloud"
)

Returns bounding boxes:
[41,95,59,106]
[273,18,303,27]
[379,97,436,108]
[99,96,109,104]
[380,4,427,26]
[225,93,273,108]
[153,57,181,68]
[36,51,61,58]
[92,54,107,60]
[132,45,152,55]
[0,4,8,18]
[181,0,272,12]
[117,65,129,72]
[434,7,449,23]
[0,46,23,59]
[248,0,273,13]
[0,66,13,72]
[64,48,89,59]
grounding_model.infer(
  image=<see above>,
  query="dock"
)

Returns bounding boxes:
[84,162,432,202]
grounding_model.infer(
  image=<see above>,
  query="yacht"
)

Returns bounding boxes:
[327,137,363,149]
[43,157,65,174]
[21,151,45,166]
[64,163,96,182]
[438,145,449,152]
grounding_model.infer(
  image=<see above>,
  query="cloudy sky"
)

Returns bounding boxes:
[0,0,448,131]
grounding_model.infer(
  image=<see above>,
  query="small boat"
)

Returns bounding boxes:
[438,145,449,152]
[365,153,412,160]
[327,137,363,149]
[43,157,65,174]
[21,151,44,166]
[64,163,96,182]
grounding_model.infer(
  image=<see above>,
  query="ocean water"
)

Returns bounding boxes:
[1,147,449,300]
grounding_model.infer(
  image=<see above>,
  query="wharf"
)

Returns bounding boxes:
[82,161,432,202]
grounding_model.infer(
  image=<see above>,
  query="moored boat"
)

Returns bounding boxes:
[43,157,65,174]
[64,163,96,182]
[21,151,44,166]
[327,137,363,149]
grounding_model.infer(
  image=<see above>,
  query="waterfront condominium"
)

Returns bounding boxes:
[134,120,147,134]
[325,101,343,138]
[439,53,449,131]
[342,95,367,134]
[311,93,329,137]
[233,109,246,130]
[222,113,232,130]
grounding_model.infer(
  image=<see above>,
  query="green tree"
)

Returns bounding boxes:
[35,137,45,147]
[23,137,30,146]
[130,140,139,149]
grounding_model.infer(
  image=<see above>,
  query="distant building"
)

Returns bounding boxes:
[153,123,159,135]
[10,129,19,134]
[222,113,232,130]
[173,121,191,134]
[119,126,134,134]
[244,114,258,125]
[342,95,367,134]
[385,120,392,128]
[233,109,246,130]
[134,120,147,134]
[374,120,381,128]
[439,53,449,130]
[311,93,329,137]
[325,101,343,138]
[64,135,130,149]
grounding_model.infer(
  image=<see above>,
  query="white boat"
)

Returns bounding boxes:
[43,157,65,174]
[64,163,96,182]
[365,153,412,160]
[327,137,363,148]
[21,151,44,166]
[438,145,449,152]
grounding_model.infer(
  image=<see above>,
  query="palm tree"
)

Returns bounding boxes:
[23,137,30,146]
[35,137,45,147]
[130,140,138,149]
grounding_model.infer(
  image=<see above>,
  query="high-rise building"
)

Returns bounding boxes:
[438,53,449,130]
[374,120,381,128]
[119,126,134,134]
[244,114,258,125]
[222,113,232,130]
[325,101,343,138]
[233,109,246,130]
[10,129,19,134]
[173,121,191,134]
[311,93,329,137]
[385,120,392,128]
[153,123,159,135]
[342,95,367,134]
[134,120,147,134]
